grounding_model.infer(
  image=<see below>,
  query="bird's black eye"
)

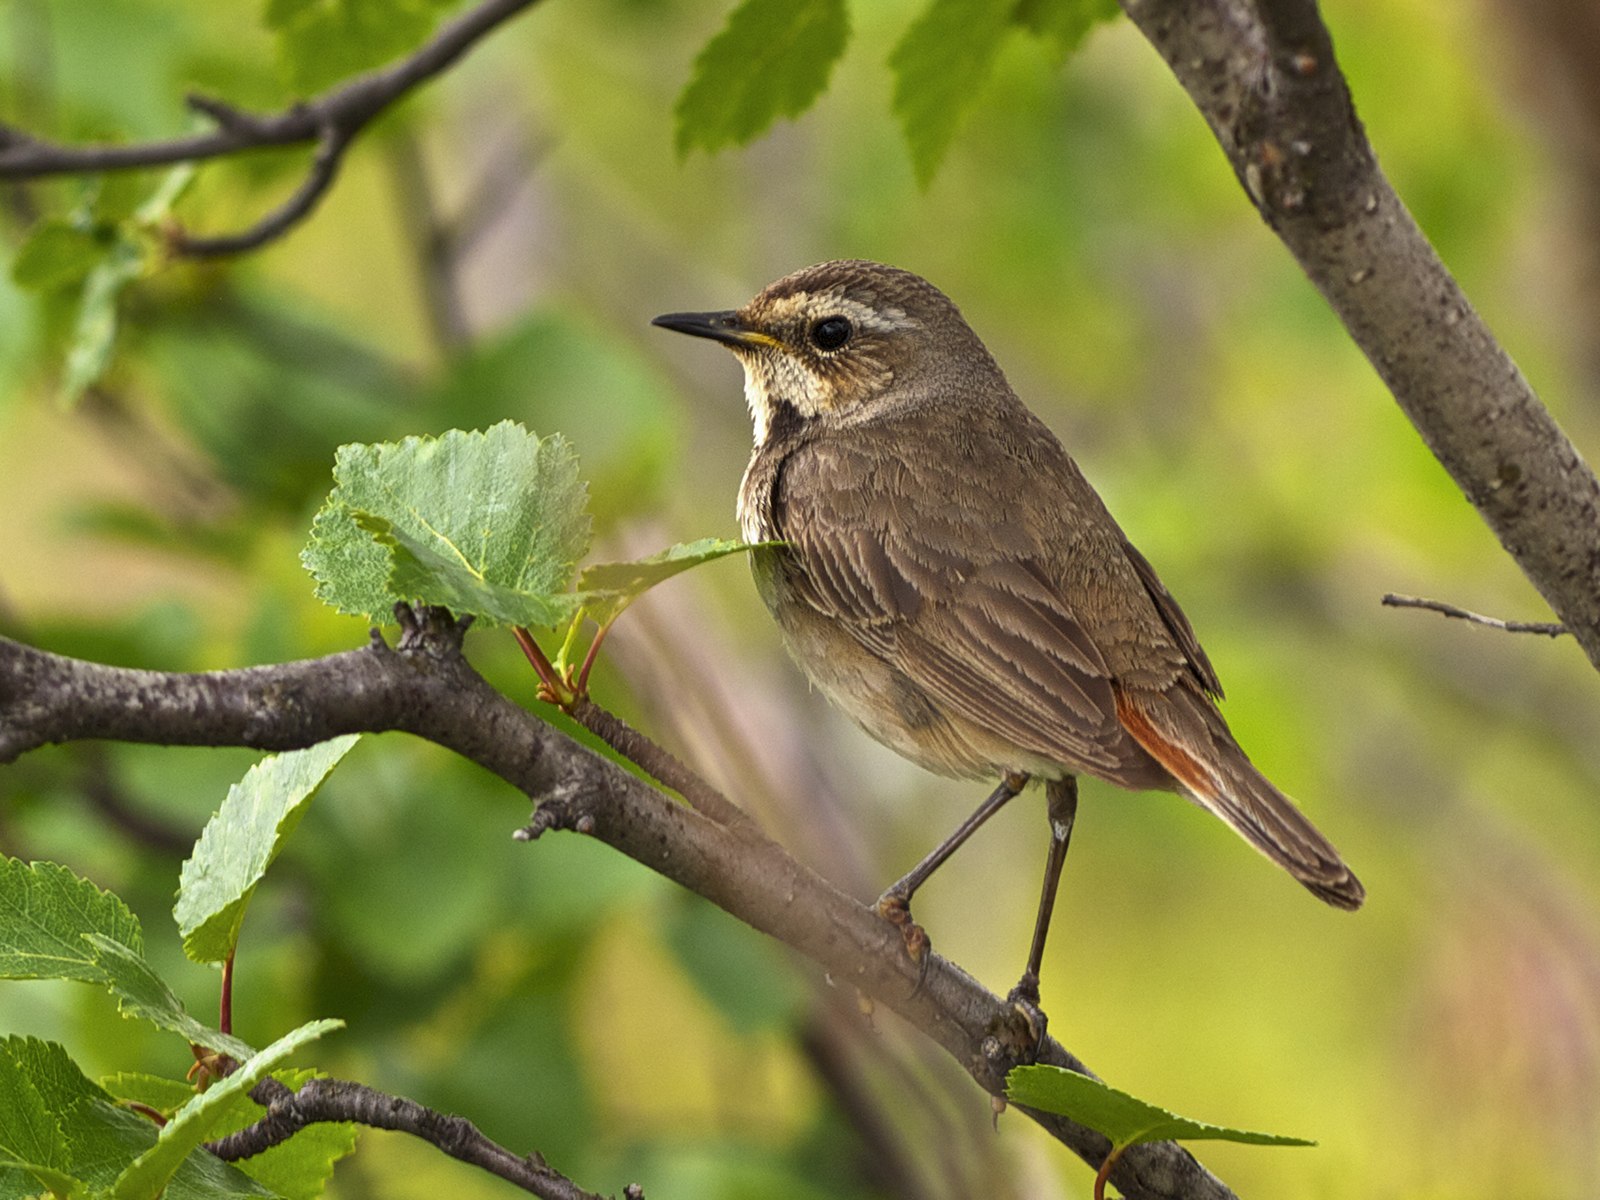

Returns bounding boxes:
[809,316,852,351]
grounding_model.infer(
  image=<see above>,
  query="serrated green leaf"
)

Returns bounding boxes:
[301,422,592,627]
[1011,0,1119,57]
[61,237,145,407]
[0,1043,270,1200]
[110,1019,341,1200]
[0,857,143,983]
[675,0,849,156]
[10,220,110,292]
[576,537,769,625]
[0,1046,74,1198]
[1005,1065,1315,1150]
[301,500,394,622]
[100,1068,355,1200]
[354,512,592,630]
[83,936,256,1062]
[176,737,360,964]
[890,0,1013,186]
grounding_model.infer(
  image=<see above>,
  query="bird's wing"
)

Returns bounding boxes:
[1120,539,1223,699]
[771,430,1146,777]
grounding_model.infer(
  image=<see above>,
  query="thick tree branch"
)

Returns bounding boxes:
[207,1076,617,1200]
[1120,0,1600,668]
[0,616,1235,1200]
[0,0,541,254]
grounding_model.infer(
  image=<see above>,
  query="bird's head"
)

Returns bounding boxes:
[653,259,999,443]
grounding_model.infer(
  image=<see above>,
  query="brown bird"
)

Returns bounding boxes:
[653,259,1363,1009]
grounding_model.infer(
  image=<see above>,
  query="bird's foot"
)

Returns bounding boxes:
[875,889,932,993]
[1005,970,1048,1060]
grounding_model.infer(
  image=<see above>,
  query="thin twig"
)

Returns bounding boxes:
[207,1075,622,1200]
[1381,593,1570,637]
[0,0,542,255]
[566,696,753,830]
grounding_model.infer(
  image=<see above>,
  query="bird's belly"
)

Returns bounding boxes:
[753,557,1068,782]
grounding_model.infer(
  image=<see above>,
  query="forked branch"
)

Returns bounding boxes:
[0,0,542,255]
[0,612,1236,1200]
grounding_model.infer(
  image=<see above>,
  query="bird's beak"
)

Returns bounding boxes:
[651,309,780,350]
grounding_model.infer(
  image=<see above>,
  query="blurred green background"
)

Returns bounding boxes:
[4,0,1600,1196]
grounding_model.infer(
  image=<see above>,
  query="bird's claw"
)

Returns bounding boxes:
[1006,971,1048,1060]
[875,890,933,994]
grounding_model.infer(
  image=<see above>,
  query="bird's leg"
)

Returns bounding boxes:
[876,772,1029,968]
[1007,775,1079,1047]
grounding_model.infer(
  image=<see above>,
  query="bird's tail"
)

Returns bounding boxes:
[1113,683,1365,910]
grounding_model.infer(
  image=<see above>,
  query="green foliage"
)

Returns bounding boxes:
[0,838,349,1198]
[106,1070,358,1200]
[302,422,593,627]
[672,0,1118,181]
[577,537,766,625]
[889,0,1015,188]
[11,219,112,292]
[302,423,766,651]
[175,737,362,964]
[674,0,850,157]
[1013,0,1121,58]
[109,1020,341,1200]
[0,858,144,983]
[1006,1065,1313,1172]
[12,163,194,407]
[265,0,455,94]
[82,936,256,1060]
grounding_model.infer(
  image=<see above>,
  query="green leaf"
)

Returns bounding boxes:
[0,857,143,983]
[176,737,361,964]
[301,422,592,627]
[675,0,849,156]
[100,1069,357,1200]
[0,1042,271,1200]
[10,220,109,292]
[99,1073,198,1118]
[110,1019,341,1200]
[61,236,146,406]
[266,0,453,94]
[354,512,592,630]
[1005,1065,1315,1150]
[889,0,1014,186]
[0,1044,75,1199]
[1011,0,1119,57]
[576,537,769,625]
[83,936,256,1062]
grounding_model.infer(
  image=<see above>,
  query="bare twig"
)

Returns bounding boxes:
[0,617,1235,1200]
[208,1075,618,1200]
[565,696,754,831]
[1381,593,1570,637]
[0,0,542,255]
[1119,0,1600,669]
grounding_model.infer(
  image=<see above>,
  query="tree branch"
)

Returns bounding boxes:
[0,0,542,254]
[1381,592,1570,637]
[1119,0,1600,668]
[0,614,1235,1200]
[207,1076,619,1200]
